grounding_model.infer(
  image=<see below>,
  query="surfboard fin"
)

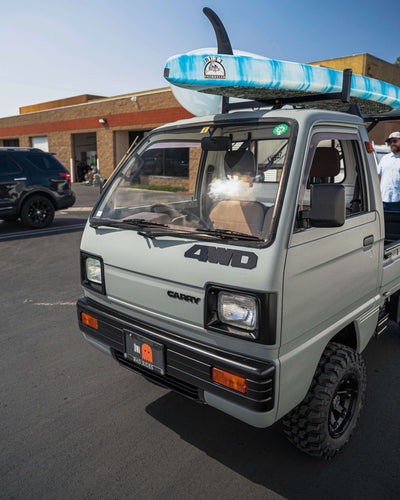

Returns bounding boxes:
[203,8,233,55]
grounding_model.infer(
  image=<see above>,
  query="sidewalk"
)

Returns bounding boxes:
[70,182,102,209]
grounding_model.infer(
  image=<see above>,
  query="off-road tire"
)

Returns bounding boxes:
[20,195,55,229]
[282,342,366,460]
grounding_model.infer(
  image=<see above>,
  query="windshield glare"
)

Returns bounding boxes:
[93,122,291,241]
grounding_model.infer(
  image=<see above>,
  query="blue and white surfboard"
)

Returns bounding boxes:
[164,50,400,116]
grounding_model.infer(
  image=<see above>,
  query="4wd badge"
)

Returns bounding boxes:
[204,56,226,79]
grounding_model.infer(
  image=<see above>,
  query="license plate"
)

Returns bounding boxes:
[124,330,165,375]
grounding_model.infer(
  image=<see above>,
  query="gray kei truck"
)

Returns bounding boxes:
[77,100,400,459]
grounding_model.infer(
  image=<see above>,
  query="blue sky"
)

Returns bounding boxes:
[0,0,398,118]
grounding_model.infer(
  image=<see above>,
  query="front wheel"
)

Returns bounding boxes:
[20,195,55,228]
[282,342,366,460]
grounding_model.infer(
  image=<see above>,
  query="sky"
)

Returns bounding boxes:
[0,0,398,118]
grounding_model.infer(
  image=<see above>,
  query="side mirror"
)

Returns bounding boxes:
[309,184,345,227]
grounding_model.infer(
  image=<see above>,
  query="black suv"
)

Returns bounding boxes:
[0,147,75,228]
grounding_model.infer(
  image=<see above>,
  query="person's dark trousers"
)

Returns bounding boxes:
[383,201,400,212]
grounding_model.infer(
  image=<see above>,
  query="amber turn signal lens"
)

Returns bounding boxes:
[365,141,374,153]
[212,367,247,393]
[81,312,98,330]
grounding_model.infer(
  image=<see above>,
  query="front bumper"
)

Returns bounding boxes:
[77,297,276,418]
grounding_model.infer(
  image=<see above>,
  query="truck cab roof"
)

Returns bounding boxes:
[156,107,366,132]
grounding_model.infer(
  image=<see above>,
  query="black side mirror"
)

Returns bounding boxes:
[309,184,345,227]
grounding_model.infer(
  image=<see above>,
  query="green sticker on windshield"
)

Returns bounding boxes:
[273,124,289,136]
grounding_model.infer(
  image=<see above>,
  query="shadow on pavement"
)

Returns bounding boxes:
[0,216,87,241]
[146,327,400,499]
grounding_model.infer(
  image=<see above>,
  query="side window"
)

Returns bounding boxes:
[296,133,367,231]
[0,154,23,176]
[24,153,61,171]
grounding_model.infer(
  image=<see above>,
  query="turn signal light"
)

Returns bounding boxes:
[212,367,247,393]
[81,312,98,330]
[365,141,374,153]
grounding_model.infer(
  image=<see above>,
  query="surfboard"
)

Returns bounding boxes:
[164,50,400,115]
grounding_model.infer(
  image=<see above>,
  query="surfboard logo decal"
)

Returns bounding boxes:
[204,56,226,79]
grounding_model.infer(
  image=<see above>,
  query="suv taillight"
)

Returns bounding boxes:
[59,172,71,185]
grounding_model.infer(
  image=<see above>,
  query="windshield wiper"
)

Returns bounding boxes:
[137,226,262,241]
[196,228,262,241]
[90,218,168,229]
[91,218,262,241]
[137,228,200,239]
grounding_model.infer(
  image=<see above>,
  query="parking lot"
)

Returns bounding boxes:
[1,184,400,499]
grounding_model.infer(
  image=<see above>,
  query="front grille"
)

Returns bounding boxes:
[114,351,201,401]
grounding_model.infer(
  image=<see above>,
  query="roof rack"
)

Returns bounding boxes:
[364,108,400,131]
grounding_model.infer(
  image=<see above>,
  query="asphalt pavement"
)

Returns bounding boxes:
[1,184,400,499]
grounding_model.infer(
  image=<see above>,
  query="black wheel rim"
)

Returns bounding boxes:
[27,200,51,226]
[328,374,359,438]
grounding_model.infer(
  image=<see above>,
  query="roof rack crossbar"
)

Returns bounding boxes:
[366,113,400,132]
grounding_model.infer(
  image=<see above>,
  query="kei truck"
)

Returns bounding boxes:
[77,8,400,459]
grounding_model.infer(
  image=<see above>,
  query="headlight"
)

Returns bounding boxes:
[205,284,276,344]
[81,252,105,294]
[86,257,102,284]
[218,292,257,332]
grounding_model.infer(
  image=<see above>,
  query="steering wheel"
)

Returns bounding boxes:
[150,203,185,222]
[150,203,206,226]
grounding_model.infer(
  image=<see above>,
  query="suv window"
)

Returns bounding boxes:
[0,154,23,176]
[23,153,62,171]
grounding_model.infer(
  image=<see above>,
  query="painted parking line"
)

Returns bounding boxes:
[61,207,94,212]
[58,207,93,215]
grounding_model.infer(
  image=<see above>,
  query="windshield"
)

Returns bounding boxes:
[92,121,293,242]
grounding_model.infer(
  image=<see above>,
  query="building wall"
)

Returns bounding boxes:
[310,54,400,144]
[309,53,400,86]
[0,89,193,179]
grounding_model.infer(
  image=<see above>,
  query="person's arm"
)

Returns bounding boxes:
[377,157,383,183]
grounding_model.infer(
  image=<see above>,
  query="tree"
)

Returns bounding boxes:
[395,57,400,66]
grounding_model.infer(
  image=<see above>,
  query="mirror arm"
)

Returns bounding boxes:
[297,209,311,229]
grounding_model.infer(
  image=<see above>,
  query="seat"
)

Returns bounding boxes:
[224,149,255,178]
[309,147,340,183]
[209,200,268,236]
[208,149,272,237]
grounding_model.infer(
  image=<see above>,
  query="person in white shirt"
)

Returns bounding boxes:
[378,131,400,211]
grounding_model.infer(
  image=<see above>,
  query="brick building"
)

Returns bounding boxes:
[0,88,193,181]
[0,53,399,183]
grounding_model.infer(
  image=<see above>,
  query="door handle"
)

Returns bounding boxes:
[13,177,27,181]
[363,235,374,247]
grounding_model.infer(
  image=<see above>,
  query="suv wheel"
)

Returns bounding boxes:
[20,195,55,228]
[282,342,366,460]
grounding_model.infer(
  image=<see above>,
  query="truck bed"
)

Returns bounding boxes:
[384,211,400,245]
